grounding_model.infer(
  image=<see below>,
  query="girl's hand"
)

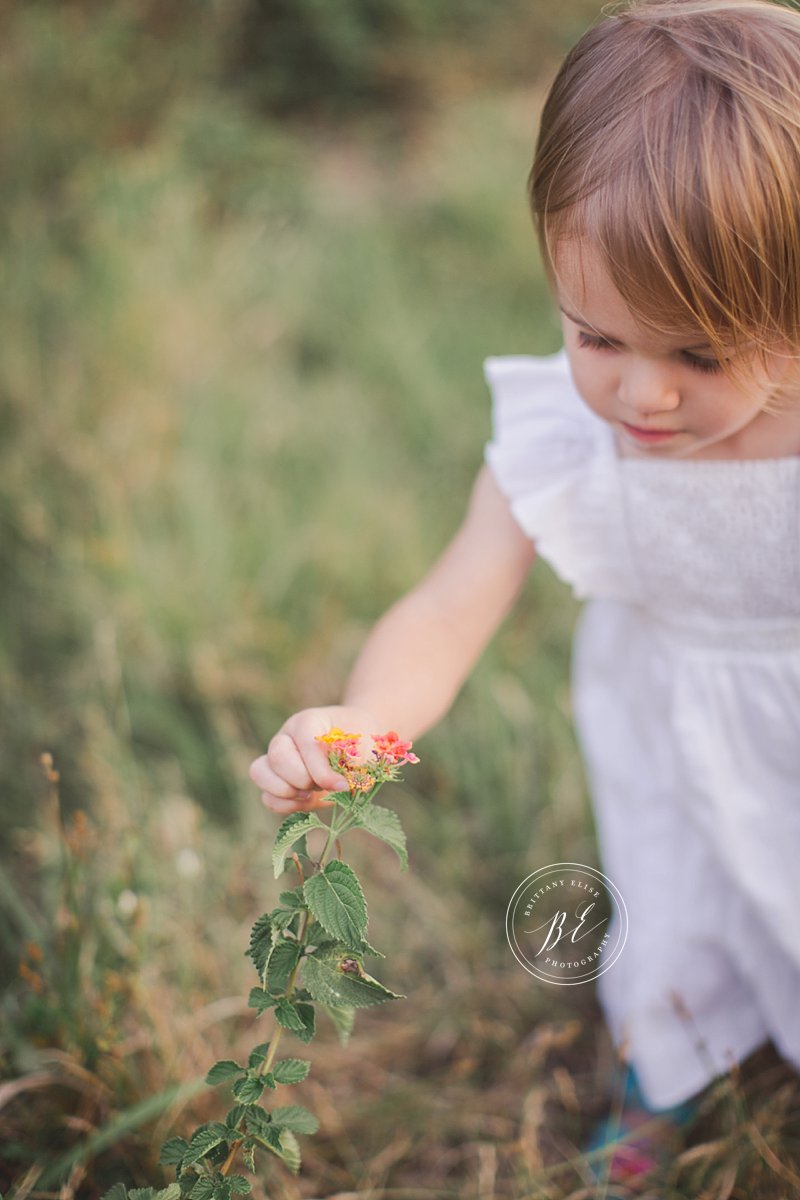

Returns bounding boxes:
[249,705,381,815]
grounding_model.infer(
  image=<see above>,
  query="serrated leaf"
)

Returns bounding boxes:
[242,1142,256,1172]
[157,1187,182,1200]
[266,937,301,993]
[270,1104,319,1135]
[271,907,301,932]
[233,1072,265,1104]
[205,1060,243,1086]
[303,860,367,944]
[321,1002,356,1044]
[273,997,307,1032]
[244,1107,272,1137]
[100,1186,128,1200]
[183,1123,230,1165]
[128,1191,157,1200]
[225,1103,249,1127]
[276,1129,302,1174]
[245,913,275,977]
[278,887,306,908]
[350,804,408,870]
[272,998,316,1043]
[273,812,326,878]
[303,951,404,1008]
[247,986,275,1015]
[160,1135,190,1165]
[247,1041,270,1069]
[272,1057,311,1084]
[188,1182,214,1200]
[227,1179,251,1195]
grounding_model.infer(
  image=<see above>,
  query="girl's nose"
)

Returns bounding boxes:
[619,360,681,416]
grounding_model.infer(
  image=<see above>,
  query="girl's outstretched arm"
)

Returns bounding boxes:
[250,464,536,813]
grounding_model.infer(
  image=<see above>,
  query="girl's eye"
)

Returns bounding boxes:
[577,331,616,352]
[682,352,723,374]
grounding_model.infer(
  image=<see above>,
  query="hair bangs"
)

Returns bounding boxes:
[530,0,800,389]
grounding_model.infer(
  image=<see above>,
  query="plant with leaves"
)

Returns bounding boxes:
[100,728,418,1200]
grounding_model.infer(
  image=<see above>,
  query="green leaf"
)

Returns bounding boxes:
[183,1123,230,1165]
[245,1111,301,1174]
[242,1142,256,1172]
[321,1002,356,1044]
[276,1130,302,1174]
[227,1179,251,1195]
[278,887,306,909]
[188,1183,214,1200]
[303,950,404,1009]
[225,1104,249,1128]
[247,1042,270,1069]
[157,1187,182,1200]
[244,1108,272,1137]
[273,812,326,878]
[303,861,367,944]
[247,986,275,1015]
[270,1105,319,1135]
[266,937,301,993]
[232,1073,265,1105]
[100,1187,128,1200]
[160,1136,190,1166]
[273,997,307,1032]
[128,1190,157,1200]
[205,1060,243,1086]
[350,804,408,870]
[245,913,275,977]
[273,998,316,1041]
[272,1058,311,1084]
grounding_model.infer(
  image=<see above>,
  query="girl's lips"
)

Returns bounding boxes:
[621,422,681,443]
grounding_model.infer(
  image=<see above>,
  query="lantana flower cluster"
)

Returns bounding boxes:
[317,727,419,793]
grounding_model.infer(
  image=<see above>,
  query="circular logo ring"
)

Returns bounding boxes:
[506,861,628,986]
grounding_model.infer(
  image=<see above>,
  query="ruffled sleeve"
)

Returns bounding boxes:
[483,351,637,602]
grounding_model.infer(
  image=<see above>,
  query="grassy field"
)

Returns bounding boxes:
[2,3,800,1197]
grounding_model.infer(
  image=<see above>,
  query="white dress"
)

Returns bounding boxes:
[483,350,800,1111]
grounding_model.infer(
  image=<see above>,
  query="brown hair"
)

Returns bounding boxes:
[530,0,800,388]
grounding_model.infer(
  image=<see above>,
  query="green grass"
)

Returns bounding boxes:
[1,3,799,1198]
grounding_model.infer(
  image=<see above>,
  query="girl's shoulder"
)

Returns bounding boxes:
[482,349,623,599]
[483,349,585,416]
[483,349,603,482]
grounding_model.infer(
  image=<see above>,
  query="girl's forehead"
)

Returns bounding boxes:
[552,241,714,349]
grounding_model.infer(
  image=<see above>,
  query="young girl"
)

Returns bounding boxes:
[250,0,800,1181]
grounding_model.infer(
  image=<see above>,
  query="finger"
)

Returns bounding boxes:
[288,728,353,793]
[249,754,307,800]
[261,788,335,815]
[267,730,319,791]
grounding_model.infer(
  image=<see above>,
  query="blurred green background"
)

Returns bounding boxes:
[0,1,622,1195]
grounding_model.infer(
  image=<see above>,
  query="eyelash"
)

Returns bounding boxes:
[576,330,723,375]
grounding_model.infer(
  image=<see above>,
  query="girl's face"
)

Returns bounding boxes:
[554,241,800,460]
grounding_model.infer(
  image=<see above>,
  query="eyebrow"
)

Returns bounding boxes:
[558,305,714,353]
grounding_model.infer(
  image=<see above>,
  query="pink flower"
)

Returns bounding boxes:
[371,730,420,766]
